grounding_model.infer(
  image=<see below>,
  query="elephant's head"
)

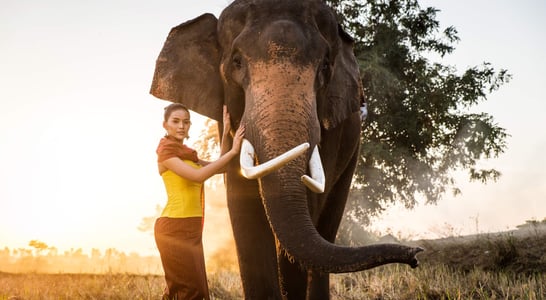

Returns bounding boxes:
[218,1,360,194]
[151,0,420,273]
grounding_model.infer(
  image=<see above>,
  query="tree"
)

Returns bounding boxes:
[325,0,511,225]
[137,204,163,234]
[196,118,222,163]
[29,240,48,256]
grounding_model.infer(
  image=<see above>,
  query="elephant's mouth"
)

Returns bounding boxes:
[239,139,325,193]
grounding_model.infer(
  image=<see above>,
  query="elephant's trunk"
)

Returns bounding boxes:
[241,60,422,273]
[261,170,423,273]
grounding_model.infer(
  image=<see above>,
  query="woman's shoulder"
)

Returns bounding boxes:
[156,136,175,153]
[156,136,199,163]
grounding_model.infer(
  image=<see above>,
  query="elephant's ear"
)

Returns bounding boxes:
[319,25,364,130]
[150,13,223,121]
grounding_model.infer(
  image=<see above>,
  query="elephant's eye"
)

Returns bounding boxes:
[229,54,245,85]
[321,57,331,73]
[232,55,243,69]
[317,58,331,88]
[321,58,329,71]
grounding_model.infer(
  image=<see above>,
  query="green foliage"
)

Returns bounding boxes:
[326,0,511,224]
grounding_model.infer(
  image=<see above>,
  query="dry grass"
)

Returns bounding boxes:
[0,273,164,300]
[1,267,543,300]
[1,229,545,299]
[331,264,544,299]
[416,228,546,275]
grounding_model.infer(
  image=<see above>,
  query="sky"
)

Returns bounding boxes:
[1,0,545,257]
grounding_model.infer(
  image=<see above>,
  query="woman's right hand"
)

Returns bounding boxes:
[231,124,245,154]
[222,105,232,137]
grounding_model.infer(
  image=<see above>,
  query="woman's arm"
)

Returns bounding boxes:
[162,124,245,183]
[197,159,211,166]
[162,150,237,183]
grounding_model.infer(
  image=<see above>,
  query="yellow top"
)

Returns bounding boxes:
[160,160,203,218]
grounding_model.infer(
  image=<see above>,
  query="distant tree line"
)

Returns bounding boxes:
[516,218,546,230]
[0,240,162,274]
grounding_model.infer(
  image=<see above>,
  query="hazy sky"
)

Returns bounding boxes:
[1,0,545,256]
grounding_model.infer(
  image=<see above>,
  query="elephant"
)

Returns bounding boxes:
[150,0,422,299]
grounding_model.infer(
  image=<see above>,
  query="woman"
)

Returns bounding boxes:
[154,103,244,300]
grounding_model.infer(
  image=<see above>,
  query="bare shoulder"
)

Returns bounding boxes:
[158,163,168,175]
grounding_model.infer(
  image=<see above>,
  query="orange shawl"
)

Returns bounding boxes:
[156,135,199,163]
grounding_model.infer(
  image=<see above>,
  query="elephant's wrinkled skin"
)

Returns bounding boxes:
[150,0,422,299]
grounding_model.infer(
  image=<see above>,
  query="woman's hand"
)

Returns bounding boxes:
[222,105,231,137]
[220,105,233,155]
[222,104,245,154]
[231,124,245,154]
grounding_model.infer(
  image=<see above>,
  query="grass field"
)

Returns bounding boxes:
[1,229,545,299]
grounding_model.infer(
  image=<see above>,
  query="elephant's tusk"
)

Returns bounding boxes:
[301,146,325,193]
[240,139,310,179]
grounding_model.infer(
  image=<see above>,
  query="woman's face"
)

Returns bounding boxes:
[163,109,191,141]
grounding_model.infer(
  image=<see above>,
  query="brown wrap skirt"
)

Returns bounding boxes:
[154,217,210,300]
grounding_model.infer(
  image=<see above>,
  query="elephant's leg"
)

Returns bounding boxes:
[226,171,281,299]
[307,270,330,300]
[277,249,307,300]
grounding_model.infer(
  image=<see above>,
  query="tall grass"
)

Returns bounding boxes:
[331,265,544,300]
[2,266,543,299]
[2,230,545,299]
[0,273,164,300]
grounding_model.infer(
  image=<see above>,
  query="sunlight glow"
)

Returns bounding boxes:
[1,0,545,262]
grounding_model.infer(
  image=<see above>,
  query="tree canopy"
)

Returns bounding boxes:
[325,0,511,225]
